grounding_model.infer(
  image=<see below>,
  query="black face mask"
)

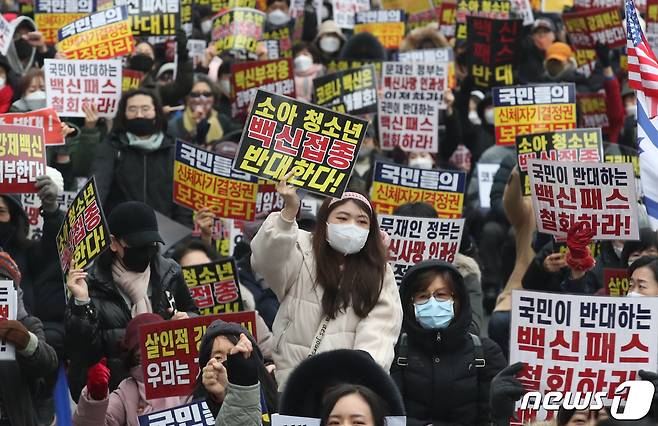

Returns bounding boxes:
[14,38,33,61]
[125,117,158,137]
[0,221,14,243]
[121,245,158,273]
[129,54,155,73]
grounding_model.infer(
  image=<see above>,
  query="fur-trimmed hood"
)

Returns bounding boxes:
[399,23,450,53]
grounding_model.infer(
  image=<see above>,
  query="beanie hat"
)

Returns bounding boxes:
[122,313,164,352]
[0,251,21,287]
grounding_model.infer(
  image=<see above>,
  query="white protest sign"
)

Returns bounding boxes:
[0,14,12,56]
[271,414,321,426]
[21,192,77,240]
[0,281,17,361]
[187,39,207,68]
[477,163,501,209]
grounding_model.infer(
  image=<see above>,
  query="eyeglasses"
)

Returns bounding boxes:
[126,105,155,115]
[189,91,213,98]
[413,290,453,305]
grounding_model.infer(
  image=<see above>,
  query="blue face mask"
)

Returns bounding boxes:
[414,298,455,329]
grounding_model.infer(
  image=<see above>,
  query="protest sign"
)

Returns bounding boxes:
[381,0,432,14]
[379,62,448,152]
[256,183,284,214]
[327,60,383,80]
[331,0,370,29]
[138,400,214,426]
[173,140,259,221]
[261,39,280,60]
[493,83,577,146]
[196,0,256,13]
[56,177,110,276]
[272,415,322,426]
[516,128,604,196]
[574,48,598,78]
[312,65,378,115]
[604,268,630,296]
[112,0,180,36]
[230,58,295,119]
[649,0,658,34]
[527,159,639,241]
[0,108,63,146]
[187,39,207,68]
[511,0,534,26]
[139,311,258,399]
[21,192,77,240]
[191,217,245,257]
[234,90,369,198]
[605,151,641,196]
[57,6,135,60]
[455,0,511,39]
[45,59,122,118]
[354,9,406,49]
[35,0,94,44]
[0,282,17,361]
[510,289,658,424]
[467,17,521,88]
[0,16,9,56]
[438,2,457,38]
[262,26,293,58]
[563,7,625,49]
[370,162,466,218]
[398,48,455,88]
[212,8,266,56]
[574,0,621,8]
[407,7,440,31]
[182,259,244,316]
[379,214,465,283]
[577,92,609,128]
[477,163,501,209]
[181,0,192,35]
[0,125,46,194]
[122,68,144,92]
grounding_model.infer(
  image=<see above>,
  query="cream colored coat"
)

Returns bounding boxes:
[251,213,403,390]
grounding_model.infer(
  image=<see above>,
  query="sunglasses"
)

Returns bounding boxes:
[189,91,213,98]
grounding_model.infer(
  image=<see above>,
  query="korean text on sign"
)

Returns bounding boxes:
[0,108,64,146]
[113,0,180,36]
[516,128,603,196]
[577,92,609,128]
[35,0,95,43]
[379,62,448,153]
[230,58,295,119]
[510,290,658,424]
[563,7,625,49]
[262,26,293,58]
[139,312,258,399]
[527,159,639,241]
[0,124,46,193]
[466,17,522,88]
[57,6,135,60]
[173,140,259,221]
[234,90,369,198]
[211,8,266,56]
[56,177,110,276]
[455,0,511,39]
[312,65,377,115]
[370,162,466,218]
[0,282,17,361]
[138,400,214,426]
[379,214,465,283]
[604,268,630,297]
[21,192,76,240]
[353,10,406,49]
[182,259,244,316]
[45,59,122,118]
[331,0,370,29]
[493,83,576,146]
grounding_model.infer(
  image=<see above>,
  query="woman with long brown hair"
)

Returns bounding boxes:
[250,171,402,390]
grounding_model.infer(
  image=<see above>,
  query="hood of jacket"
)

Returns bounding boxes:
[399,23,450,53]
[6,16,36,76]
[399,259,472,354]
[197,319,263,371]
[279,349,405,417]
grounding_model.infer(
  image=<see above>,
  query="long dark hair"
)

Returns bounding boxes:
[312,196,386,319]
[320,384,389,426]
[112,88,167,135]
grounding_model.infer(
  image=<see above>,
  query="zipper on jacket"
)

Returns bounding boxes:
[143,155,147,203]
[275,320,293,352]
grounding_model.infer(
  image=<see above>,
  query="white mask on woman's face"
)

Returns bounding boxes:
[627,291,644,297]
[326,222,369,255]
[626,104,637,118]
[319,36,341,53]
[201,19,213,34]
[294,54,313,72]
[24,90,47,111]
[484,108,495,125]
[468,110,481,125]
[268,9,290,26]
[409,156,433,170]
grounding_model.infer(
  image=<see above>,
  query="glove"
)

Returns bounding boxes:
[225,351,259,386]
[490,362,526,426]
[595,43,611,68]
[87,358,111,400]
[176,29,189,63]
[34,175,59,213]
[565,221,596,272]
[0,319,30,351]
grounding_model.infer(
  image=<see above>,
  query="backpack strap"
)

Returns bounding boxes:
[469,333,486,369]
[395,332,409,367]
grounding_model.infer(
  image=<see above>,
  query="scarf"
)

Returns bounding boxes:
[183,107,224,144]
[112,260,152,316]
[126,132,164,152]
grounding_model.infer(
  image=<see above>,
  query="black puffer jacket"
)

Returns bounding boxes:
[65,253,198,400]
[92,131,190,224]
[391,260,506,426]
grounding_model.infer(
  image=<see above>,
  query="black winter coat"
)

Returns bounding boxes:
[65,254,198,400]
[391,261,506,426]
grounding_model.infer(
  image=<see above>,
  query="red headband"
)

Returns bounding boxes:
[328,192,373,212]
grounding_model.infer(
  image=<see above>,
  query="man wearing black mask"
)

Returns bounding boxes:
[64,200,198,400]
[6,17,54,77]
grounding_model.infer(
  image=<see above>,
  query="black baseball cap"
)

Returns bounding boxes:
[108,201,164,247]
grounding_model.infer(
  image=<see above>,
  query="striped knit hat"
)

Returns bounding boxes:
[0,251,20,287]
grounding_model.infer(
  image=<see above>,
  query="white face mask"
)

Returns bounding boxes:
[268,9,290,26]
[201,19,213,35]
[24,90,47,111]
[484,108,495,125]
[626,104,637,118]
[627,290,644,297]
[468,110,481,125]
[409,156,433,170]
[218,79,231,97]
[294,54,313,73]
[326,222,369,255]
[319,36,341,54]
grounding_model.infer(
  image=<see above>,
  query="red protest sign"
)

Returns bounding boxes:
[139,311,258,399]
[563,7,625,49]
[0,108,63,146]
[604,268,630,296]
[0,124,47,193]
